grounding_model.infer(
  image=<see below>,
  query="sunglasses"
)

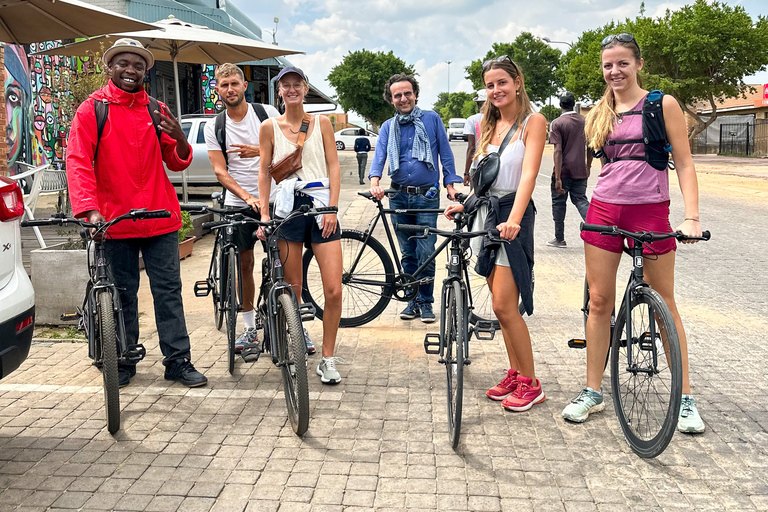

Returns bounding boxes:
[601,33,638,48]
[482,55,519,73]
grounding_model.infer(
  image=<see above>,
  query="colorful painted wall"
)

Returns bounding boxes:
[201,64,220,114]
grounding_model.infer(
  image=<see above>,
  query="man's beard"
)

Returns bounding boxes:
[223,94,245,107]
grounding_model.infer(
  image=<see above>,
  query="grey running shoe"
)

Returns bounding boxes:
[235,327,259,354]
[317,357,343,384]
[562,387,605,423]
[677,395,705,433]
[546,239,567,248]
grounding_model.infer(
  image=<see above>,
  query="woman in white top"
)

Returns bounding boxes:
[257,67,344,385]
[445,56,547,412]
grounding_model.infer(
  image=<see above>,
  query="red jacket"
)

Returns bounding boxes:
[66,81,193,239]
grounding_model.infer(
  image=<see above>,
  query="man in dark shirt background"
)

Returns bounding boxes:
[547,91,592,248]
[354,129,371,185]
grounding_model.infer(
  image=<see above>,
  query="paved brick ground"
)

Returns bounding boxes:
[1,146,766,511]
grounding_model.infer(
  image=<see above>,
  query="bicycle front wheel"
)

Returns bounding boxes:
[226,247,238,374]
[277,293,309,436]
[610,286,682,458]
[302,229,395,327]
[97,289,120,434]
[444,280,466,449]
[211,234,224,330]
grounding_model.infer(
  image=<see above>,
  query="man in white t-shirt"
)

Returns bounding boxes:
[204,63,279,355]
[462,89,486,187]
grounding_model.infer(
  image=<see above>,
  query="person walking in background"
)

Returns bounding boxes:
[369,73,461,324]
[463,90,486,187]
[547,91,591,248]
[354,129,371,185]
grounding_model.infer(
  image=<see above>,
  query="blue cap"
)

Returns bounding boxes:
[275,66,308,83]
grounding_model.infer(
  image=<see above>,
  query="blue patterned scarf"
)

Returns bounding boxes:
[386,106,435,175]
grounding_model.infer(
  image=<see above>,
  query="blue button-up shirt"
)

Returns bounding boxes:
[369,109,461,187]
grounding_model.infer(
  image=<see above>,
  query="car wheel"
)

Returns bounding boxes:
[336,141,345,151]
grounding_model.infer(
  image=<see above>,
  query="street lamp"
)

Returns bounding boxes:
[264,17,279,45]
[446,60,452,94]
[543,37,573,48]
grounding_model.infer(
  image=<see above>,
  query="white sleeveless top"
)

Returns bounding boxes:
[484,114,532,197]
[271,115,328,182]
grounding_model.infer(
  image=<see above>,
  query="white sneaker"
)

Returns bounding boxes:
[316,357,343,384]
[677,395,705,433]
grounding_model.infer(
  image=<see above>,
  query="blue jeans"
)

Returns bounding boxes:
[104,231,192,366]
[389,191,439,305]
[551,176,590,241]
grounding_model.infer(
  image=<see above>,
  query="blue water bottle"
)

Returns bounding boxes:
[424,182,439,199]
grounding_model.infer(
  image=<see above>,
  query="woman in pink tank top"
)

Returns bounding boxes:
[562,34,706,434]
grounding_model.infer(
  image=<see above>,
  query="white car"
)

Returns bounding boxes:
[165,114,220,186]
[0,175,35,380]
[334,128,378,151]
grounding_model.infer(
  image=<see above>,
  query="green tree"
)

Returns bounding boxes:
[327,49,415,131]
[432,91,475,126]
[558,22,618,103]
[465,32,562,104]
[539,104,560,123]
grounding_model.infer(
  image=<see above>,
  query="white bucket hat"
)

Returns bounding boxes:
[103,38,154,69]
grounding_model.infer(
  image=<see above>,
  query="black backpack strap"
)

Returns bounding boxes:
[94,99,109,162]
[215,110,228,166]
[251,103,269,122]
[146,96,163,148]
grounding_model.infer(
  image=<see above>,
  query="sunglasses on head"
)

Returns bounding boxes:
[482,55,519,73]
[601,33,638,48]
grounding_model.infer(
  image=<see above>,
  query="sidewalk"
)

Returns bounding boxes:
[2,149,767,511]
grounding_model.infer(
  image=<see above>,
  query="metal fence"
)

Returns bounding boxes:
[716,119,768,157]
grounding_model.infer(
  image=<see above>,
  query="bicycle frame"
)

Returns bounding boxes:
[620,242,657,373]
[437,233,471,362]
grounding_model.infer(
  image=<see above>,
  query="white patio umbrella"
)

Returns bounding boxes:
[35,15,303,201]
[0,0,156,44]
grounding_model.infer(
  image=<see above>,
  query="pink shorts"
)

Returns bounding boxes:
[581,199,676,256]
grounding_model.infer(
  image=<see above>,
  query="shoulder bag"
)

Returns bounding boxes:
[268,113,311,184]
[471,122,517,197]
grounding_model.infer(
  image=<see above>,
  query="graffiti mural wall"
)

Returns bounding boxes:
[201,64,220,114]
[5,45,32,175]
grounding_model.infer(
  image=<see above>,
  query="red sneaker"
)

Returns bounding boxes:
[501,375,545,411]
[486,369,519,401]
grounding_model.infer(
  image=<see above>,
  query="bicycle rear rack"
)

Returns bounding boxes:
[424,333,441,355]
[194,280,211,297]
[471,320,496,341]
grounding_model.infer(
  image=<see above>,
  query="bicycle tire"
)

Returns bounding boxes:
[277,293,310,435]
[226,246,238,375]
[211,234,224,331]
[97,289,120,434]
[610,286,681,458]
[444,280,465,449]
[302,229,395,327]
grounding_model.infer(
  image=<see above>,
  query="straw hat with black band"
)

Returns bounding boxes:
[102,38,155,69]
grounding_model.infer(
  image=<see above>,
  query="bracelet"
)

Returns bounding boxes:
[685,217,700,222]
[463,172,470,176]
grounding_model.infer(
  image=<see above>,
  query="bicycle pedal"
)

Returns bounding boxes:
[464,358,471,365]
[60,313,79,322]
[568,338,587,349]
[638,332,657,351]
[193,280,211,297]
[299,303,317,322]
[471,321,496,341]
[122,344,146,364]
[424,333,441,355]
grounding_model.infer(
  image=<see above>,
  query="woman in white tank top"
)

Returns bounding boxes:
[257,67,344,385]
[444,57,548,413]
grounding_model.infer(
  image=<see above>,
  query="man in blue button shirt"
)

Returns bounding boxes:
[369,73,461,323]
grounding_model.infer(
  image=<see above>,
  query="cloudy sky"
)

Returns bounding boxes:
[233,0,768,114]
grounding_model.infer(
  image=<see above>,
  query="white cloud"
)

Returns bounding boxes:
[291,14,361,47]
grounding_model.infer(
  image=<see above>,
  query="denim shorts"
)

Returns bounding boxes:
[278,194,341,248]
[581,198,676,255]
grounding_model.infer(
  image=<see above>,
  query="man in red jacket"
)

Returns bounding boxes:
[67,38,207,388]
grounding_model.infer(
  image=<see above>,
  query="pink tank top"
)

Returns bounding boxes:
[591,95,670,205]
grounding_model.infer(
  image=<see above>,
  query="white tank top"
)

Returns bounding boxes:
[271,115,328,182]
[485,114,532,197]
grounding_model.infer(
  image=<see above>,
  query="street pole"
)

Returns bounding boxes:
[446,60,452,94]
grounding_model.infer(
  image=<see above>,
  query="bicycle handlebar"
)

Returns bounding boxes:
[21,209,171,230]
[580,222,711,242]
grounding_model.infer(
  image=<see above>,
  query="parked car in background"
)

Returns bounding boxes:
[334,128,378,151]
[0,175,35,380]
[447,118,467,141]
[165,114,219,186]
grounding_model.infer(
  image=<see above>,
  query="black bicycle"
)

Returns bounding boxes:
[184,196,255,374]
[574,223,710,458]
[22,208,171,434]
[396,214,503,448]
[301,190,513,329]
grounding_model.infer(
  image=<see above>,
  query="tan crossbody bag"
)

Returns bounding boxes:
[268,114,311,184]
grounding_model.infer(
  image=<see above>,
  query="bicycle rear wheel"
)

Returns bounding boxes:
[610,286,681,458]
[277,293,309,435]
[211,234,224,331]
[444,280,466,449]
[302,229,395,327]
[97,289,120,434]
[225,247,238,374]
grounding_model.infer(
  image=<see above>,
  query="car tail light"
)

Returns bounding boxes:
[0,175,24,222]
[16,315,33,333]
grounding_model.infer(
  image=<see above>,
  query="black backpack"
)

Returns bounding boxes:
[595,90,673,171]
[214,103,269,166]
[93,96,163,161]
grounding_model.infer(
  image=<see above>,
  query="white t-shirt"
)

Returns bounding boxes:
[464,113,484,171]
[204,103,280,207]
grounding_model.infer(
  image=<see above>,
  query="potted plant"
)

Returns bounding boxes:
[178,210,196,260]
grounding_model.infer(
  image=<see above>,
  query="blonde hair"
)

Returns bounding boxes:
[215,63,245,82]
[476,59,533,159]
[584,38,643,151]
